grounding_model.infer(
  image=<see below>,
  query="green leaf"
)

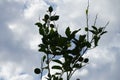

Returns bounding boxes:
[73,64,82,69]
[50,15,59,21]
[49,6,53,13]
[39,27,44,35]
[38,44,46,52]
[85,41,91,48]
[42,37,47,44]
[71,29,81,38]
[52,66,62,70]
[100,31,107,35]
[52,76,59,80]
[78,57,84,62]
[94,36,100,46]
[63,66,72,72]
[89,30,96,34]
[79,35,86,42]
[60,78,63,80]
[65,27,71,37]
[44,14,49,21]
[42,55,46,62]
[92,26,97,31]
[52,60,63,65]
[67,55,73,61]
[54,16,59,20]
[35,22,42,28]
[67,43,71,47]
[98,27,103,33]
[63,61,73,71]
[50,24,54,28]
[55,72,61,75]
[45,27,49,34]
[72,29,81,34]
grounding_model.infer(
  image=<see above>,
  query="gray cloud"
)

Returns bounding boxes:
[54,0,120,80]
[0,0,120,80]
[0,1,44,79]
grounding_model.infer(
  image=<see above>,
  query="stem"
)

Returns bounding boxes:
[47,54,51,80]
[69,68,77,79]
[94,14,98,26]
[103,21,109,29]
[73,47,88,67]
[59,70,64,79]
[86,0,89,42]
[81,47,88,56]
[40,59,43,80]
[69,64,86,79]
[67,72,69,80]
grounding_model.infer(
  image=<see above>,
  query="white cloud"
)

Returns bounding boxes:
[10,74,34,80]
[0,0,120,80]
[23,0,47,19]
[0,62,33,80]
[8,23,25,36]
[29,35,41,50]
[23,0,40,19]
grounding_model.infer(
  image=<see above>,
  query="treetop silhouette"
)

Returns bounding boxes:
[34,4,108,80]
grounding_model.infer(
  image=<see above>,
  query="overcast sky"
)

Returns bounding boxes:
[0,0,120,80]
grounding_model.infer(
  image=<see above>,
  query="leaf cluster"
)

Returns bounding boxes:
[34,6,107,80]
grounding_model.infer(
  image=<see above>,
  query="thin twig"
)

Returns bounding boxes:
[94,14,98,26]
[86,0,90,42]
[104,21,109,29]
[47,54,51,79]
[40,58,43,80]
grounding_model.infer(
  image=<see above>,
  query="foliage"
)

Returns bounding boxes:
[34,5,108,80]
